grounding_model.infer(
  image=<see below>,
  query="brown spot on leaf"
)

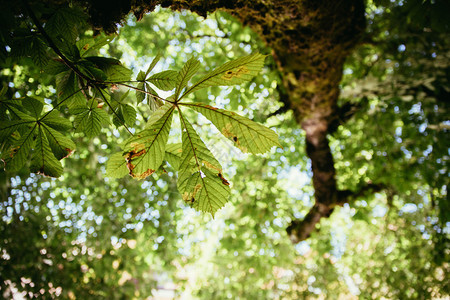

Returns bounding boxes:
[203,160,221,171]
[128,148,146,160]
[218,173,230,186]
[125,147,147,174]
[129,142,145,153]
[221,66,250,80]
[193,184,202,197]
[9,146,19,157]
[130,168,155,180]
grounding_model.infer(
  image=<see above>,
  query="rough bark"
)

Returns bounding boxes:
[77,0,376,242]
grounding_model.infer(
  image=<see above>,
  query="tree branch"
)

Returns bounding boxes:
[287,181,388,243]
[287,202,333,243]
[22,0,91,83]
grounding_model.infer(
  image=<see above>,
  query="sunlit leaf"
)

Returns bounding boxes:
[178,113,222,173]
[177,167,230,216]
[122,103,174,179]
[145,51,162,76]
[175,57,200,100]
[146,84,164,112]
[164,143,182,170]
[148,70,178,91]
[181,53,267,99]
[106,152,129,178]
[41,110,73,131]
[183,103,281,154]
[22,97,44,118]
[177,112,228,215]
[112,104,136,127]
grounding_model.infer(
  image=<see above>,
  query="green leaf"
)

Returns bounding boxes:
[3,126,36,172]
[175,57,200,100]
[6,106,37,122]
[146,84,164,112]
[164,143,182,170]
[177,167,230,216]
[112,104,136,127]
[145,51,162,77]
[136,79,146,103]
[0,120,33,140]
[55,70,86,108]
[73,99,110,138]
[136,70,146,82]
[22,97,44,118]
[178,113,222,173]
[77,34,114,57]
[184,103,281,154]
[42,124,75,160]
[176,112,228,216]
[78,61,108,81]
[84,56,132,82]
[122,103,174,179]
[45,8,78,43]
[30,126,63,177]
[31,37,49,69]
[147,70,178,91]
[45,59,69,75]
[0,85,7,98]
[181,53,267,99]
[41,110,73,131]
[105,64,132,82]
[106,152,129,178]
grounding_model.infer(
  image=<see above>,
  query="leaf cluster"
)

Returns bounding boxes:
[1,5,280,216]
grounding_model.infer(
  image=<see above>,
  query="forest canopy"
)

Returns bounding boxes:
[0,0,449,299]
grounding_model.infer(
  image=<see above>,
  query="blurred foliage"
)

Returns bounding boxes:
[0,0,449,299]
